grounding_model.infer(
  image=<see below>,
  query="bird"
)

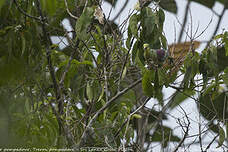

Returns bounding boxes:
[143,44,167,68]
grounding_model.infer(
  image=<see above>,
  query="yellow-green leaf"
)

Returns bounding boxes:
[142,69,154,97]
[129,14,138,38]
[132,114,142,119]
[121,66,127,80]
[0,0,5,10]
[217,126,225,148]
[75,7,94,40]
[86,82,93,102]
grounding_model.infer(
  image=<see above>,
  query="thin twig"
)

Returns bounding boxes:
[79,78,142,146]
[178,0,190,43]
[117,37,135,91]
[13,0,41,21]
[194,16,213,40]
[104,67,109,102]
[119,9,135,33]
[81,40,98,67]
[59,40,79,86]
[34,0,65,139]
[205,134,219,151]
[35,0,60,106]
[199,118,204,151]
[206,6,226,48]
[64,0,78,20]
[173,106,190,152]
[114,97,150,139]
[111,0,129,22]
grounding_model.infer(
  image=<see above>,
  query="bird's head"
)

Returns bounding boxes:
[156,49,167,62]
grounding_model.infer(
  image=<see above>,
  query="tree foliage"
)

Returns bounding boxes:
[0,0,228,151]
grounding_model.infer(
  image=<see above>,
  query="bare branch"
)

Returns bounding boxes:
[206,6,226,48]
[178,0,190,43]
[205,134,219,151]
[111,0,129,22]
[194,16,213,39]
[173,106,190,152]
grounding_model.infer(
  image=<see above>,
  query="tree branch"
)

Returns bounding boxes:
[64,0,78,20]
[173,106,190,152]
[204,134,219,151]
[114,97,150,139]
[206,6,226,48]
[78,78,142,146]
[59,40,79,86]
[178,0,190,43]
[13,0,41,21]
[34,0,64,132]
[111,0,129,22]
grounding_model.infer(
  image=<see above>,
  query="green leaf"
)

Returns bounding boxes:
[218,0,228,8]
[154,70,164,103]
[131,41,139,64]
[0,57,26,86]
[182,67,193,87]
[72,59,93,66]
[147,110,167,124]
[21,35,26,55]
[189,0,215,9]
[132,114,142,119]
[170,89,195,109]
[0,0,5,11]
[224,32,228,56]
[226,122,228,140]
[137,43,146,65]
[141,7,156,45]
[208,123,219,134]
[159,0,177,14]
[147,125,180,147]
[142,69,154,97]
[217,126,225,148]
[223,67,228,85]
[117,89,136,109]
[199,92,228,121]
[121,66,127,80]
[40,0,57,16]
[129,14,139,38]
[154,69,159,90]
[217,46,228,71]
[97,85,104,102]
[214,34,224,40]
[24,99,30,114]
[158,8,165,21]
[126,27,132,50]
[104,0,118,7]
[86,82,93,102]
[75,7,94,40]
[161,34,167,49]
[157,8,165,32]
[46,0,57,16]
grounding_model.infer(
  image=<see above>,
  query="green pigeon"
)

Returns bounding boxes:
[143,44,167,67]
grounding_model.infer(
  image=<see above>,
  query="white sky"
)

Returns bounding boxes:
[102,0,228,151]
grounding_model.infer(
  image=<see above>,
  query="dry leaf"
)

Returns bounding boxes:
[94,7,104,24]
[163,41,201,75]
[168,41,200,60]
